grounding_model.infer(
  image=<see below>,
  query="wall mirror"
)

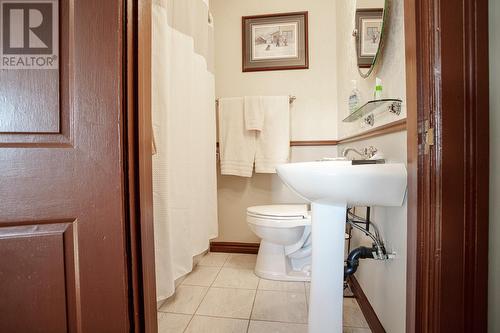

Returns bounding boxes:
[353,0,387,78]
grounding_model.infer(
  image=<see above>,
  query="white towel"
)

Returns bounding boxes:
[218,97,256,177]
[255,96,290,173]
[244,96,265,131]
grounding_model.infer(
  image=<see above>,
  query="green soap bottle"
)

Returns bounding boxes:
[374,77,383,100]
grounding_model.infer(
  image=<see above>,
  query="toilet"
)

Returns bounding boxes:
[247,204,312,282]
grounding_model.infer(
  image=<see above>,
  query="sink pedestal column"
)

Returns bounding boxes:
[309,202,346,333]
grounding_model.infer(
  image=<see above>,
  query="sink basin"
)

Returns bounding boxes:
[276,161,407,206]
[276,161,407,333]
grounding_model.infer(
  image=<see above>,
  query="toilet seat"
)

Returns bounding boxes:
[247,205,311,228]
[247,204,309,218]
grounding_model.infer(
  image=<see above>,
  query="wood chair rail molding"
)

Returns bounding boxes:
[290,140,339,146]
[337,119,407,145]
[215,119,407,148]
[289,119,407,146]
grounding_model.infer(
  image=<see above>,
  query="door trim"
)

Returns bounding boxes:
[404,0,489,331]
[137,0,158,329]
[348,276,385,333]
[404,0,418,330]
[126,0,157,331]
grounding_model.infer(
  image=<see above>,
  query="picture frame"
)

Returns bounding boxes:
[355,9,384,68]
[242,12,309,72]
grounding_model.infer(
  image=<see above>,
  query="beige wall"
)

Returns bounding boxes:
[217,146,338,242]
[211,0,339,242]
[357,0,385,9]
[211,0,338,141]
[336,1,407,332]
[489,0,499,331]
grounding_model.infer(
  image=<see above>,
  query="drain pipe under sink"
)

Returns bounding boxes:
[343,245,378,280]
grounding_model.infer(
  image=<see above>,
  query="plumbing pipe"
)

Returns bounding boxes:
[344,246,376,280]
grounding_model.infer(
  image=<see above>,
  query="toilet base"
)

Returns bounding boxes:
[254,240,311,282]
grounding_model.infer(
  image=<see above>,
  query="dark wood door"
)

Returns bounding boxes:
[0,0,130,332]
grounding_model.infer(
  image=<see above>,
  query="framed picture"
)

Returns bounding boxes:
[242,12,309,72]
[355,9,384,68]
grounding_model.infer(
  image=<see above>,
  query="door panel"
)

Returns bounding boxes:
[0,223,76,333]
[0,0,70,145]
[0,0,130,331]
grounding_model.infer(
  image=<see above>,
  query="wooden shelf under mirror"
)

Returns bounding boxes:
[343,98,403,124]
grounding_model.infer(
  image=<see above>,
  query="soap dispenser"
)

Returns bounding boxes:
[348,80,362,114]
[374,77,383,100]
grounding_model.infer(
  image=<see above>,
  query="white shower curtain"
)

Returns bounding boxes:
[152,0,218,302]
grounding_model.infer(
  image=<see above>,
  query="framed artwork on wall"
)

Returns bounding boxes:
[242,12,309,72]
[355,9,384,68]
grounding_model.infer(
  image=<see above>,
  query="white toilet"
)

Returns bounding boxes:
[247,204,312,282]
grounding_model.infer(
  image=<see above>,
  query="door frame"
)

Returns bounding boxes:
[404,0,489,332]
[130,0,491,331]
[126,0,157,331]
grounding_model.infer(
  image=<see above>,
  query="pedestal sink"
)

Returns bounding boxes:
[276,161,407,333]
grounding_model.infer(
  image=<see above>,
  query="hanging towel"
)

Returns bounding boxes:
[244,96,265,131]
[255,96,290,173]
[218,97,256,177]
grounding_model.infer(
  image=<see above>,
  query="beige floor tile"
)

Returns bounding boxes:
[159,285,208,315]
[213,268,259,289]
[185,315,248,333]
[224,254,257,269]
[258,279,305,293]
[343,327,372,333]
[198,252,230,267]
[196,287,256,319]
[248,320,308,333]
[181,266,220,287]
[343,298,369,328]
[157,312,192,333]
[251,290,308,324]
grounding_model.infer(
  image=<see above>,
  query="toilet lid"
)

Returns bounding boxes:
[247,205,309,220]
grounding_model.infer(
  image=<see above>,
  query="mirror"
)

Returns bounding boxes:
[353,0,387,78]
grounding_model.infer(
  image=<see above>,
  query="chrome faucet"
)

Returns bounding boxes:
[341,146,378,160]
[341,147,365,159]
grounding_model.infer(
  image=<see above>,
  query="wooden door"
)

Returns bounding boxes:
[0,0,131,331]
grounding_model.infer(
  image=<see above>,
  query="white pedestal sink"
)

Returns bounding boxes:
[276,161,407,333]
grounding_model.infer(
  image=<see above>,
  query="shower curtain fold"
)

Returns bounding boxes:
[152,0,218,302]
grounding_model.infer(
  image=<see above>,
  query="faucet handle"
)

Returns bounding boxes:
[364,146,378,159]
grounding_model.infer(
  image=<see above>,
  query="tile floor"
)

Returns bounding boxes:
[158,252,372,333]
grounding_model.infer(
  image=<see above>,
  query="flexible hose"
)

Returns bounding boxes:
[347,219,384,251]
